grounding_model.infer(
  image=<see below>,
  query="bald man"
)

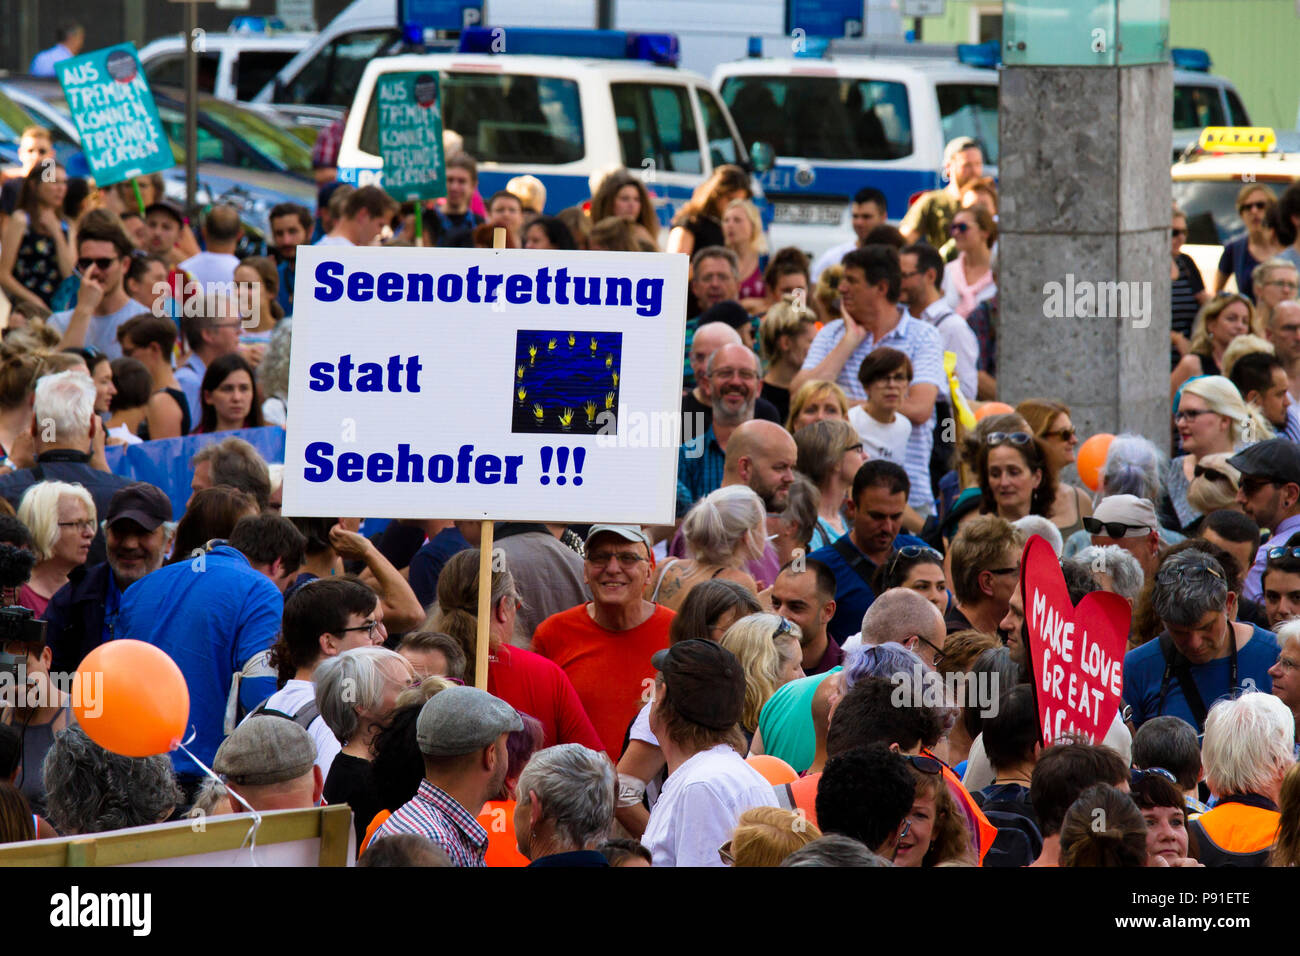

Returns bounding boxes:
[842,587,947,664]
[682,322,785,433]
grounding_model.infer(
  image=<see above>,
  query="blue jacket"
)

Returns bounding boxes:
[118,545,283,777]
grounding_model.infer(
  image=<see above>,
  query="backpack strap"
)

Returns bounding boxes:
[831,535,877,588]
[250,698,320,730]
[1158,634,1209,731]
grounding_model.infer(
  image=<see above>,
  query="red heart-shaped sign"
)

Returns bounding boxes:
[1021,535,1131,746]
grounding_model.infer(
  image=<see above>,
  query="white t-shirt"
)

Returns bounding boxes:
[243,679,341,779]
[810,238,857,283]
[848,405,912,465]
[641,744,777,867]
[49,299,147,360]
[180,251,240,291]
[314,235,354,247]
[629,701,664,808]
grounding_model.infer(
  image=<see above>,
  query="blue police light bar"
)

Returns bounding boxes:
[458,27,679,65]
[229,16,288,33]
[1171,47,1211,72]
[956,40,1000,68]
[748,36,762,58]
[794,36,830,58]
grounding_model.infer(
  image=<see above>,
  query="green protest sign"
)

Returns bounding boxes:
[378,71,447,203]
[57,44,174,187]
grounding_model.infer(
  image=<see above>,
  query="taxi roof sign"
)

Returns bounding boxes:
[1198,127,1276,153]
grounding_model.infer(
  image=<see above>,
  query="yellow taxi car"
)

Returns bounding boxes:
[1172,126,1300,293]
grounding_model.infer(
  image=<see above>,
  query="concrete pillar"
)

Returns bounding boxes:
[997,63,1173,447]
[123,0,147,50]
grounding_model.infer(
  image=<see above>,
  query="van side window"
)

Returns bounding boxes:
[612,83,700,174]
[1225,88,1251,127]
[282,29,398,107]
[147,52,219,93]
[234,50,301,102]
[697,88,741,168]
[937,83,999,165]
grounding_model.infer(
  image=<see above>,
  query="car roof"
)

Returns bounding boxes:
[1171,151,1300,181]
[138,34,315,54]
[714,56,996,83]
[360,53,711,84]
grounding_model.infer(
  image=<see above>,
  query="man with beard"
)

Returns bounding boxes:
[45,483,172,673]
[370,686,523,866]
[899,137,985,248]
[1231,439,1300,602]
[676,343,765,516]
[268,203,312,315]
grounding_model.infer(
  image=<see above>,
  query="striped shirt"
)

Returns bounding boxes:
[676,426,726,518]
[371,779,488,867]
[801,312,947,510]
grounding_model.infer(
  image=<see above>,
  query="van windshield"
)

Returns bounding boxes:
[936,83,998,165]
[361,72,584,165]
[720,74,912,160]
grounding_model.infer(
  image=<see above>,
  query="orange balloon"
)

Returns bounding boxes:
[974,401,1015,421]
[1077,433,1115,492]
[746,754,799,785]
[73,640,189,758]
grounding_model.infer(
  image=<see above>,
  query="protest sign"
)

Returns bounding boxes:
[1021,534,1131,745]
[57,44,174,186]
[378,71,446,203]
[282,245,689,526]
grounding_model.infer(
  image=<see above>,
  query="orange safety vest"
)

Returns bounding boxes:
[1189,798,1278,867]
[478,799,530,867]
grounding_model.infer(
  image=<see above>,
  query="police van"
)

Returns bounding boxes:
[715,40,998,260]
[334,27,765,227]
[716,41,1249,260]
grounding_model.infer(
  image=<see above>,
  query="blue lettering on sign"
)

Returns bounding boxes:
[302,442,524,486]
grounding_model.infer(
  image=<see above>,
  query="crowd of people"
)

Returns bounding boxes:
[3,129,1300,870]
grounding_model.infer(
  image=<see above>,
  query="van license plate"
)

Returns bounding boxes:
[773,202,843,225]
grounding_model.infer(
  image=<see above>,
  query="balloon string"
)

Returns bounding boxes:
[177,735,262,866]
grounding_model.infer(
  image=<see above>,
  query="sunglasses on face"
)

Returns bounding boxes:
[1042,427,1076,441]
[1170,228,1186,238]
[77,257,118,272]
[949,222,970,235]
[1239,201,1269,213]
[1082,517,1149,538]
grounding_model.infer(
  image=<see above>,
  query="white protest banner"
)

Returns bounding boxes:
[283,246,688,525]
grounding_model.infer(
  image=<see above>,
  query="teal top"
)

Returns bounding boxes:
[756,666,843,774]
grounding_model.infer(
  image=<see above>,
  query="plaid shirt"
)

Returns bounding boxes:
[371,779,488,867]
[312,114,347,169]
[676,425,725,518]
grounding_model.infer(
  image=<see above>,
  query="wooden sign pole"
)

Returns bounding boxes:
[475,226,507,690]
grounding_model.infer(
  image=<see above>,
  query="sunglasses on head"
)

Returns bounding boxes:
[986,431,1032,446]
[899,752,943,775]
[77,257,118,272]
[1082,517,1149,538]
[1268,547,1300,562]
[1192,464,1232,483]
[1130,766,1178,788]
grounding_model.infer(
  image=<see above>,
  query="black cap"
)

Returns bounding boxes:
[1227,439,1300,487]
[143,199,184,225]
[106,482,173,531]
[650,640,745,731]
[697,300,752,331]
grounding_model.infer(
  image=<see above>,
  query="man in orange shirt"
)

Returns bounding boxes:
[532,525,675,759]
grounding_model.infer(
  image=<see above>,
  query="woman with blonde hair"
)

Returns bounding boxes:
[786,379,849,432]
[1185,452,1242,520]
[1168,375,1273,530]
[16,480,96,616]
[719,612,804,743]
[667,163,750,258]
[759,295,818,424]
[722,198,769,313]
[589,170,659,244]
[722,805,822,866]
[650,485,766,611]
[794,418,866,551]
[1215,183,1283,299]
[1015,398,1093,538]
[1171,293,1259,396]
[427,549,602,750]
[1269,762,1300,867]
[1250,257,1298,333]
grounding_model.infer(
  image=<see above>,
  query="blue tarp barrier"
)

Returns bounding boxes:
[104,427,286,518]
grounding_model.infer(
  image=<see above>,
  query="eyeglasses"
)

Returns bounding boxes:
[900,753,943,775]
[986,431,1032,446]
[1041,427,1076,442]
[1268,547,1300,561]
[1266,280,1300,290]
[710,367,759,382]
[585,550,648,568]
[1239,201,1269,213]
[57,520,97,533]
[1082,517,1150,538]
[987,566,1019,576]
[1173,408,1213,423]
[76,257,118,272]
[339,620,380,640]
[718,841,735,865]
[874,373,911,385]
[949,222,970,235]
[913,633,945,662]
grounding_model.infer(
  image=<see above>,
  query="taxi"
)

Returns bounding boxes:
[1171,126,1300,292]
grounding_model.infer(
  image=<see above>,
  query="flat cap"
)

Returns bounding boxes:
[416,686,523,757]
[214,716,316,786]
[1228,439,1300,487]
